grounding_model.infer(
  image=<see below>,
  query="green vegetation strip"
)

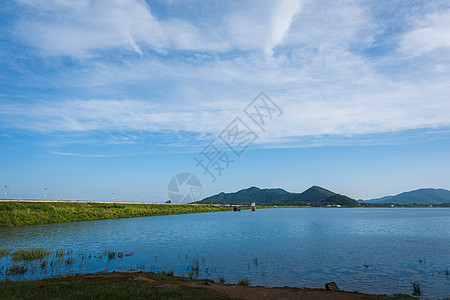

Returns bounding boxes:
[0,272,226,300]
[0,202,242,227]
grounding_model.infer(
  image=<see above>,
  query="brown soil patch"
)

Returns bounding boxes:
[186,281,374,300]
[80,272,410,300]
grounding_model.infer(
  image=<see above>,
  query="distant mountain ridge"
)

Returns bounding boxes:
[362,188,450,205]
[192,186,358,207]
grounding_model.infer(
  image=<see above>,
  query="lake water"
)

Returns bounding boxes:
[1,208,449,299]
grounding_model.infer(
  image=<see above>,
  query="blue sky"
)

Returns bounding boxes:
[1,0,450,202]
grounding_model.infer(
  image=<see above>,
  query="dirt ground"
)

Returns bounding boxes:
[126,272,412,300]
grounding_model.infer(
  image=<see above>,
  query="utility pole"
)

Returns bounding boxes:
[111,193,115,201]
[4,185,10,199]
[43,188,49,200]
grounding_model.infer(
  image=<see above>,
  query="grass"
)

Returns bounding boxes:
[0,270,417,300]
[186,256,200,279]
[411,282,421,296]
[0,202,238,227]
[253,258,258,266]
[237,277,250,286]
[0,272,226,300]
[354,295,414,300]
[0,247,11,258]
[11,247,50,261]
[103,250,118,260]
[1,247,135,278]
[160,269,175,276]
[6,265,28,276]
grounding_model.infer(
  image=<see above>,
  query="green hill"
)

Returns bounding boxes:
[193,186,359,207]
[364,188,450,205]
[290,186,335,203]
[194,187,294,205]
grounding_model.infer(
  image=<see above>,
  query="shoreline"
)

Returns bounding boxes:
[1,200,446,227]
[0,201,246,227]
[0,271,414,299]
[0,199,219,205]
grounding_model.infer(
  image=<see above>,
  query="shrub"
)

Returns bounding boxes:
[411,282,421,296]
[238,277,250,286]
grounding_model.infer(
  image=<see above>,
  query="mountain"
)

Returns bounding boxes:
[295,186,335,203]
[193,186,359,207]
[364,188,450,205]
[357,195,393,203]
[194,187,294,205]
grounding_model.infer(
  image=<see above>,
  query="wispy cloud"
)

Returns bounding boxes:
[1,79,450,147]
[399,10,450,57]
[1,0,450,151]
[52,151,120,158]
[225,0,302,55]
[15,0,166,57]
[14,0,305,57]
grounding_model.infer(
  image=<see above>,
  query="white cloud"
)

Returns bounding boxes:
[15,0,304,57]
[225,0,302,55]
[1,76,450,147]
[16,0,166,57]
[283,1,371,50]
[400,11,450,57]
[2,1,450,150]
[0,99,233,134]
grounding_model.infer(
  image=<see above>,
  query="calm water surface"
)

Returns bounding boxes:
[1,208,449,299]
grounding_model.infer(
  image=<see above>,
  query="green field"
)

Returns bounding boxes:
[0,201,242,227]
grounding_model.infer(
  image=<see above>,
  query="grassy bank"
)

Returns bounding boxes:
[0,201,242,227]
[0,272,225,300]
[0,271,415,300]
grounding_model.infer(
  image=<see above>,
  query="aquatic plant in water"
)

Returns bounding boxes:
[12,248,50,261]
[0,247,11,258]
[238,277,250,286]
[7,265,28,276]
[411,282,421,296]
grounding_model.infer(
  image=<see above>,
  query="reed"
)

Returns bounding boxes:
[411,282,421,296]
[12,248,50,261]
[0,247,11,258]
[238,277,250,286]
[7,265,28,276]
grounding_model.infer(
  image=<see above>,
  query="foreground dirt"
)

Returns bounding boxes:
[0,271,414,299]
[93,272,413,300]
